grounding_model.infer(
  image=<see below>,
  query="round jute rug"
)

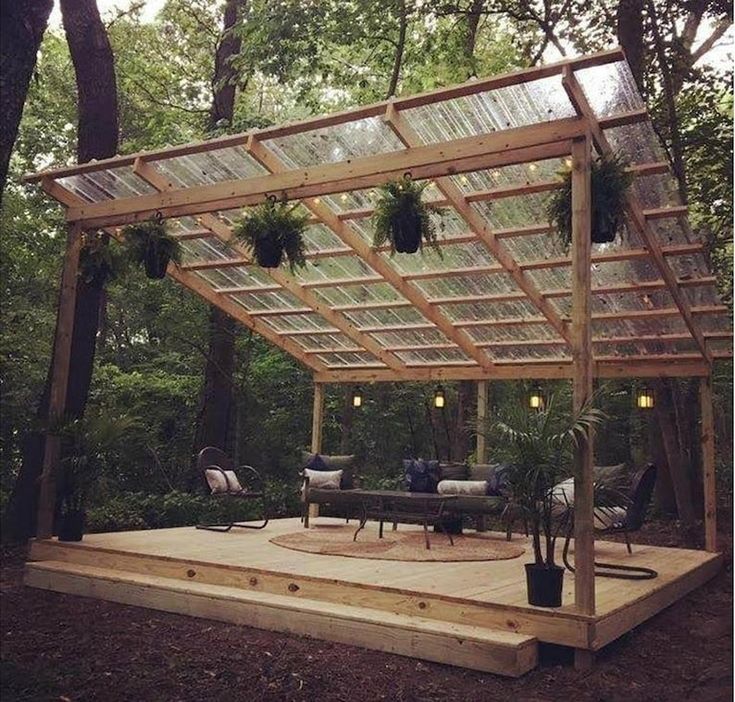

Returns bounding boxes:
[270,524,525,562]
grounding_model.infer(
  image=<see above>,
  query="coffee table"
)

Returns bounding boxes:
[350,490,457,550]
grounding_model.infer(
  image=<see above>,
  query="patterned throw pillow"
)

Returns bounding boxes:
[437,479,487,496]
[304,468,343,490]
[403,459,439,493]
[205,469,244,494]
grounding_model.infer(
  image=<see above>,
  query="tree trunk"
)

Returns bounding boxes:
[3,0,118,542]
[190,0,246,475]
[386,0,407,98]
[340,386,354,453]
[616,0,645,91]
[463,0,485,78]
[0,0,53,198]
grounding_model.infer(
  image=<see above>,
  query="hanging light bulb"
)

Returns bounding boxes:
[352,386,363,408]
[433,385,446,409]
[636,386,654,409]
[529,383,544,410]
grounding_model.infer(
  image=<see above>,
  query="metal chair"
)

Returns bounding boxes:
[195,447,269,532]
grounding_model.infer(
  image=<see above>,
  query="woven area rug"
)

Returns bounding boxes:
[270,524,525,562]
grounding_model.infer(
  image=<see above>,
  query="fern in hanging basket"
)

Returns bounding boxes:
[78,234,126,287]
[122,215,181,279]
[372,174,440,255]
[547,153,634,247]
[234,196,308,272]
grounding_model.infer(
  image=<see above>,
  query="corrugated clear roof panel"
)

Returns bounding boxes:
[666,252,711,279]
[471,194,549,230]
[604,122,666,163]
[263,117,403,168]
[317,351,383,367]
[155,146,266,188]
[291,256,378,284]
[441,299,540,322]
[404,75,575,144]
[397,349,473,364]
[592,316,688,337]
[230,289,307,312]
[417,273,519,300]
[526,267,572,290]
[383,242,496,275]
[709,338,733,354]
[683,284,722,307]
[574,61,644,117]
[292,332,359,351]
[502,232,566,263]
[699,314,733,333]
[590,258,661,287]
[492,345,570,361]
[551,290,675,317]
[371,329,450,347]
[450,159,566,194]
[631,173,680,210]
[179,236,235,264]
[465,322,560,343]
[196,266,270,290]
[596,339,702,357]
[263,313,337,332]
[345,308,429,328]
[302,223,346,252]
[314,283,407,307]
[650,217,699,246]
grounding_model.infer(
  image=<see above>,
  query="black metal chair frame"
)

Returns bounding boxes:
[196,454,269,532]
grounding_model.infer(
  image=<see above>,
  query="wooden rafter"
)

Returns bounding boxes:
[133,158,406,372]
[245,136,495,370]
[562,67,711,363]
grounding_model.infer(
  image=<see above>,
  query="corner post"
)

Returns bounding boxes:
[699,374,717,552]
[309,381,325,520]
[36,223,84,539]
[476,380,488,463]
[571,135,596,620]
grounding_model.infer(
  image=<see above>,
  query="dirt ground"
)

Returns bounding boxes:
[1,522,732,702]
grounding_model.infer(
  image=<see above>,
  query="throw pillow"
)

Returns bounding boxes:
[437,479,487,496]
[301,451,356,489]
[551,477,629,529]
[205,468,244,494]
[438,462,469,481]
[403,459,439,493]
[304,468,343,490]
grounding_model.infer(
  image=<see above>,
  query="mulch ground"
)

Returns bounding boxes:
[1,521,732,702]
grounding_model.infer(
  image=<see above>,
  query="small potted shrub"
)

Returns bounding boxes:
[547,153,634,246]
[372,174,440,254]
[123,214,181,279]
[234,196,308,272]
[485,394,604,607]
[57,414,135,542]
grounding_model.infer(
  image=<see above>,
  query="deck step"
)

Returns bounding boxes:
[25,560,538,677]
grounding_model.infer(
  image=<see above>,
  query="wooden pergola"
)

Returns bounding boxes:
[28,48,731,658]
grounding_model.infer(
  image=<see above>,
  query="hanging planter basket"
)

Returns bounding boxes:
[122,213,181,280]
[234,195,308,272]
[372,174,441,255]
[547,153,634,247]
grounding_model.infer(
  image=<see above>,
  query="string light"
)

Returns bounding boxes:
[433,385,446,409]
[529,383,544,410]
[636,386,654,409]
[352,386,363,408]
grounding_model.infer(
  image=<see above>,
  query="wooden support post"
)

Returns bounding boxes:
[571,135,596,619]
[476,380,488,464]
[700,375,717,552]
[36,224,84,539]
[309,382,326,520]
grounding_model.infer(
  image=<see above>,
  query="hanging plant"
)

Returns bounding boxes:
[372,174,440,255]
[78,233,125,287]
[122,213,181,279]
[547,153,634,247]
[233,195,308,272]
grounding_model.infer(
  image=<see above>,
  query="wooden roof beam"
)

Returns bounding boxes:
[562,66,712,363]
[133,158,408,372]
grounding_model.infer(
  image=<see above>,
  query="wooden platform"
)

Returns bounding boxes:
[25,518,721,677]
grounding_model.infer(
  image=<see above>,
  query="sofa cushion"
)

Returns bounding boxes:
[403,459,439,493]
[304,468,343,490]
[551,477,629,529]
[301,452,356,489]
[593,462,628,487]
[438,462,469,481]
[205,468,243,494]
[437,479,487,496]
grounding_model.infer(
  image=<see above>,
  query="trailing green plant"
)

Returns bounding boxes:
[547,153,634,247]
[480,393,605,567]
[122,214,181,279]
[372,174,441,255]
[78,234,125,286]
[234,196,308,272]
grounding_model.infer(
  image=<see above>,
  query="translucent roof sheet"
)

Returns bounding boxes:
[28,49,731,379]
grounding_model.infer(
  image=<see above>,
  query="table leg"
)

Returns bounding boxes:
[353,503,368,542]
[379,520,384,539]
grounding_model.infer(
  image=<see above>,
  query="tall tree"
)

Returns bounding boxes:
[0,0,54,197]
[4,0,118,541]
[190,0,247,475]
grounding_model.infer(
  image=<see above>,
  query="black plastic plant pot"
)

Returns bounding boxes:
[525,563,564,607]
[392,210,422,254]
[58,510,85,542]
[591,216,619,244]
[254,238,284,268]
[144,243,170,279]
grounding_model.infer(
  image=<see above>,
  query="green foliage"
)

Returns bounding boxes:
[547,154,634,247]
[372,176,440,255]
[233,198,308,272]
[122,217,182,274]
[483,394,606,566]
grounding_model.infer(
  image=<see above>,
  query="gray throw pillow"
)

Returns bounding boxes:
[301,452,356,489]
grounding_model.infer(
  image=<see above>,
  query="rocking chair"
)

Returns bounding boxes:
[195,447,269,532]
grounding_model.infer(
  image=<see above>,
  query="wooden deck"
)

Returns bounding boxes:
[25,518,721,677]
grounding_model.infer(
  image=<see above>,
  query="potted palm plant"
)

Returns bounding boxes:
[57,414,135,541]
[547,153,634,246]
[234,196,308,272]
[372,174,440,254]
[122,214,181,279]
[485,394,604,607]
